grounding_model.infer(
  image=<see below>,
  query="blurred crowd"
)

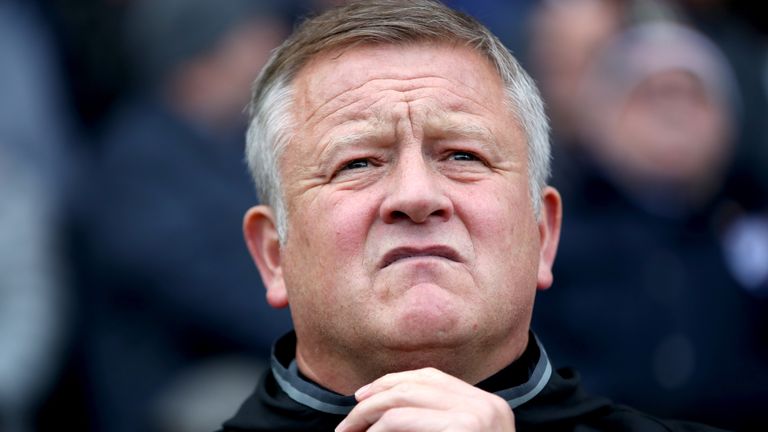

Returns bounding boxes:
[0,0,765,431]
[525,2,768,431]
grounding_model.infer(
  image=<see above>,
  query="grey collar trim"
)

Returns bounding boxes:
[271,333,552,415]
[498,333,553,409]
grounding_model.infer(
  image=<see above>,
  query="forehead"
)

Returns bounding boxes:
[291,42,508,120]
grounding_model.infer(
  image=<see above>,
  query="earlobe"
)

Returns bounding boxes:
[536,186,562,290]
[243,206,289,308]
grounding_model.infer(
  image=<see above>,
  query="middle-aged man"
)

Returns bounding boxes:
[220,1,728,431]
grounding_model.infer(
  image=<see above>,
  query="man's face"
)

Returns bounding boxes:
[612,70,730,186]
[246,43,560,381]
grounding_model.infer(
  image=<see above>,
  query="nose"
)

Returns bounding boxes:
[379,150,454,224]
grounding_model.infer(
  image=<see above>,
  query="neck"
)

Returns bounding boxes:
[294,330,530,395]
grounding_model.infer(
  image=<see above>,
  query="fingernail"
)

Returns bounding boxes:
[354,383,371,399]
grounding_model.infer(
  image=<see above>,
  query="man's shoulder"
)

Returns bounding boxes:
[515,367,730,432]
[585,404,730,432]
[217,369,344,432]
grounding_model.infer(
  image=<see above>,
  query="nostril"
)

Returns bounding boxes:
[380,182,455,223]
[391,210,409,220]
[430,209,447,219]
[386,208,449,224]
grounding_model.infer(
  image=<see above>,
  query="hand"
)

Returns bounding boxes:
[335,367,516,432]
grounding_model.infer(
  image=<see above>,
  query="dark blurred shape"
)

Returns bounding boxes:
[445,0,539,58]
[67,1,294,431]
[309,0,351,10]
[0,1,74,431]
[532,20,768,431]
[34,0,132,138]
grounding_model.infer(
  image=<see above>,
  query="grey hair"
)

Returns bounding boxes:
[246,0,551,242]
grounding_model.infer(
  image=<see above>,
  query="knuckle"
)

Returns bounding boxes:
[393,381,414,397]
[420,366,442,379]
[490,395,511,412]
[487,395,514,426]
[379,408,408,429]
[456,411,482,429]
[462,395,511,428]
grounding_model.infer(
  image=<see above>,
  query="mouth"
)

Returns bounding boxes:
[380,246,462,269]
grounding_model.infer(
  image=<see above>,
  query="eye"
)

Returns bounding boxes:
[449,151,479,162]
[341,158,370,170]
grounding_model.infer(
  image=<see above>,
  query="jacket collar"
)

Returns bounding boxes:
[269,331,552,415]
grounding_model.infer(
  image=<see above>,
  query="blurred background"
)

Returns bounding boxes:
[0,0,765,431]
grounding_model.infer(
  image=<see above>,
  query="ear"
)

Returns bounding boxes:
[536,186,562,290]
[243,205,289,308]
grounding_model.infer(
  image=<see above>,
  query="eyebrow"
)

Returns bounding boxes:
[323,117,497,153]
[422,114,503,157]
[429,120,497,143]
[317,112,505,170]
[325,127,386,150]
[316,123,391,169]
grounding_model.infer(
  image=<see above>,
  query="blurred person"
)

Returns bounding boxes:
[443,0,540,58]
[532,21,768,430]
[525,0,630,204]
[71,1,293,431]
[580,22,736,209]
[525,0,714,197]
[673,0,768,204]
[218,1,727,431]
[527,0,626,145]
[0,1,73,431]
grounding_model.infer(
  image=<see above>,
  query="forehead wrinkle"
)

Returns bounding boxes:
[402,90,499,122]
[301,76,376,125]
[301,73,494,125]
[309,89,406,132]
[420,111,506,159]
[400,86,508,143]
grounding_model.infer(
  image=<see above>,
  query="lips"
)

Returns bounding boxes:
[380,246,462,268]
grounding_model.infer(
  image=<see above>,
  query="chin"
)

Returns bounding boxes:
[376,281,478,344]
[371,329,480,379]
[378,315,477,355]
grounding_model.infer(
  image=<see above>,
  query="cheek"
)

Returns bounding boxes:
[310,191,380,259]
[458,183,540,276]
[283,193,379,311]
[461,184,528,240]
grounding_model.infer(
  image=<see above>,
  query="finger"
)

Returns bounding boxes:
[342,406,513,432]
[356,367,465,401]
[341,368,516,431]
[364,407,461,432]
[339,381,457,431]
[341,379,515,431]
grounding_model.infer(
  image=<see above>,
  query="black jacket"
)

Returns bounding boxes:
[219,332,728,432]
